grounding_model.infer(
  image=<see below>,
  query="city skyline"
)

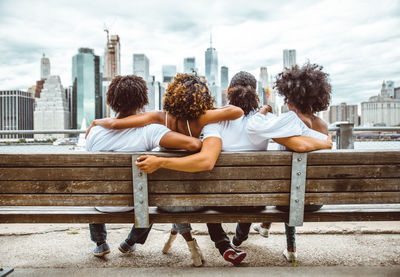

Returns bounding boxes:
[1,0,400,106]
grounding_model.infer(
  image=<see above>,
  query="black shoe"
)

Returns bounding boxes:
[232,236,243,247]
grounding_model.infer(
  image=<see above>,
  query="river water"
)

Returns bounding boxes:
[0,141,399,153]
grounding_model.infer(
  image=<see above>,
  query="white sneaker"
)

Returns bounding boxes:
[283,249,297,263]
[253,224,270,237]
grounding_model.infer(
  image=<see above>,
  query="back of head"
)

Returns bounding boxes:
[163,73,214,120]
[228,71,259,115]
[106,75,148,116]
[275,62,331,114]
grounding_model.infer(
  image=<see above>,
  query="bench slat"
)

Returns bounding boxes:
[2,192,399,206]
[2,179,399,194]
[1,150,399,167]
[1,205,399,223]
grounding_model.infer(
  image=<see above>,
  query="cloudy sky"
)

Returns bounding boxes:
[1,0,399,106]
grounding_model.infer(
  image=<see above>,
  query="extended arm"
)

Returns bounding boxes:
[273,135,332,152]
[198,105,243,126]
[159,131,202,152]
[136,137,222,173]
[85,111,162,138]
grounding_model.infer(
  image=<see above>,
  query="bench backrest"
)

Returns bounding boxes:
[1,150,399,207]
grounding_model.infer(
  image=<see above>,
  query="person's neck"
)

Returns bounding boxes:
[117,110,137,119]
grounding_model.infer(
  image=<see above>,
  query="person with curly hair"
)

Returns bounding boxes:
[246,62,332,263]
[85,75,204,259]
[86,73,244,266]
[136,71,332,265]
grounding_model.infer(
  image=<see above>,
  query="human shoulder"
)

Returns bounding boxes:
[311,116,328,134]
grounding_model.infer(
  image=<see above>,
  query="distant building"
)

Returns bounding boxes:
[162,65,177,84]
[361,81,400,126]
[183,57,196,74]
[386,80,395,98]
[27,86,36,98]
[41,53,50,80]
[258,67,271,106]
[146,76,161,111]
[72,48,102,129]
[328,103,359,126]
[205,34,218,86]
[0,90,34,138]
[395,87,400,99]
[103,34,120,117]
[34,76,70,138]
[220,66,229,91]
[133,54,150,82]
[283,49,296,69]
[210,84,221,107]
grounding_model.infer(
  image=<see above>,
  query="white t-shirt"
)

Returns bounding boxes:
[86,124,170,152]
[201,113,269,151]
[246,111,327,147]
[86,123,170,212]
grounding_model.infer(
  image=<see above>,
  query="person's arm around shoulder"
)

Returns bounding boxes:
[85,111,162,138]
[198,105,243,127]
[273,134,332,152]
[135,137,222,173]
[159,131,202,152]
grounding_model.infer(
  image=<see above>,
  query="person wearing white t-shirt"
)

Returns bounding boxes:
[86,75,201,258]
[135,71,332,265]
[246,62,332,263]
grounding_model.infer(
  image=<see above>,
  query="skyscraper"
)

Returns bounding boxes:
[133,54,150,82]
[205,35,218,86]
[283,49,296,68]
[183,57,196,74]
[0,90,34,138]
[41,53,50,80]
[103,34,120,117]
[258,67,269,105]
[162,65,177,84]
[328,103,359,126]
[72,48,102,129]
[386,80,395,98]
[220,66,229,90]
[34,75,70,138]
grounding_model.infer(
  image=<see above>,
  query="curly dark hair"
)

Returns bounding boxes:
[106,75,148,116]
[229,71,257,90]
[228,85,259,115]
[275,63,331,114]
[163,73,214,120]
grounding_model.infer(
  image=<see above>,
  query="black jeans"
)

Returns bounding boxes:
[206,223,232,255]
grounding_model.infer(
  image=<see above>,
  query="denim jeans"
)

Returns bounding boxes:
[206,223,231,255]
[89,223,152,245]
[158,206,204,234]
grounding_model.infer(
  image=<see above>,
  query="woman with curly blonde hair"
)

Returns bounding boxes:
[86,73,243,267]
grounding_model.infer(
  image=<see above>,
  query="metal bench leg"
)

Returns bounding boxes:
[288,152,307,227]
[0,268,14,277]
[132,155,150,228]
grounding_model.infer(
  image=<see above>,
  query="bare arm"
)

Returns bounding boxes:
[135,137,222,173]
[85,111,162,138]
[273,135,332,152]
[159,131,202,152]
[198,105,243,127]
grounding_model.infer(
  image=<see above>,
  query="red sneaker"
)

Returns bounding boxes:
[223,248,247,265]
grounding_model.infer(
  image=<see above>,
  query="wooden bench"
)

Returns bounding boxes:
[1,150,400,227]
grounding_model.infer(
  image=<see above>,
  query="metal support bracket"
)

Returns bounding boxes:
[288,152,307,227]
[0,268,14,277]
[132,155,149,228]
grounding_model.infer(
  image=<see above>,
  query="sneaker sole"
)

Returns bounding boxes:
[93,249,110,257]
[118,246,136,253]
[223,249,247,265]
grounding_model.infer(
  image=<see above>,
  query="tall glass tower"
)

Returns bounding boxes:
[133,54,150,82]
[40,53,50,80]
[205,35,218,86]
[72,48,101,129]
[183,57,196,74]
[283,49,296,69]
